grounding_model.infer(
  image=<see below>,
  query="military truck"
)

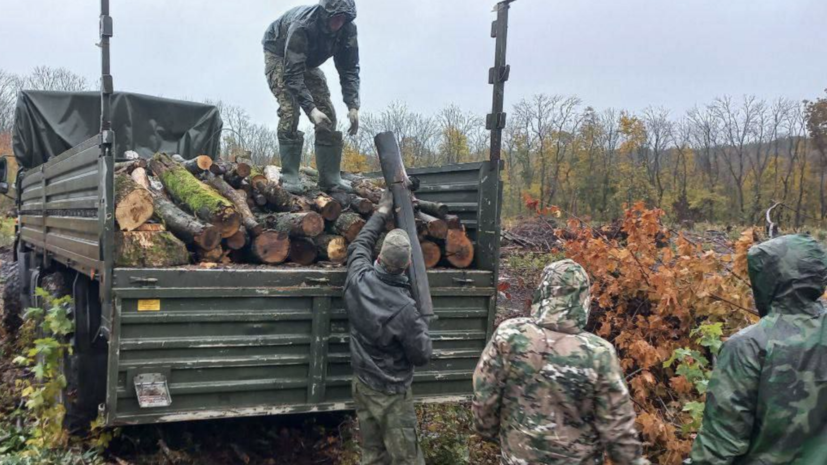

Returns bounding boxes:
[0,0,513,427]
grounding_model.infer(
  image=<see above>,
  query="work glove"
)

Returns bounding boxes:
[377,190,394,215]
[310,108,333,131]
[347,108,360,136]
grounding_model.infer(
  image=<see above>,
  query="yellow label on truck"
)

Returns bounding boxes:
[137,299,161,312]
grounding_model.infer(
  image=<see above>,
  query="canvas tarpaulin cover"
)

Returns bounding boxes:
[12,90,223,169]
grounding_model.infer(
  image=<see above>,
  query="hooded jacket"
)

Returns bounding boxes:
[343,211,432,395]
[473,260,647,465]
[691,234,827,465]
[262,0,360,114]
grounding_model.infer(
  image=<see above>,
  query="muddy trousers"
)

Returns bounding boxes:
[352,378,425,465]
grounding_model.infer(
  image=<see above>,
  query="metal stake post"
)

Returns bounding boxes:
[487,0,515,168]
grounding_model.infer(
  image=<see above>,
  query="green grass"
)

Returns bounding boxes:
[0,217,14,249]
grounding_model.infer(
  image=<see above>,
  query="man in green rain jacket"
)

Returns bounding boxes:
[691,234,827,464]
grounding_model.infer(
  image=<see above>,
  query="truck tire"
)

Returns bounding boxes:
[2,260,22,339]
[62,273,107,432]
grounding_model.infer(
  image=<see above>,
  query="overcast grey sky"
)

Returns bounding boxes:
[1,0,825,127]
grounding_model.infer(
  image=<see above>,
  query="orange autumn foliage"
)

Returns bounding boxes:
[557,202,759,464]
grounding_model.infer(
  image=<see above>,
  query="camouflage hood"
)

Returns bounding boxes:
[748,234,827,317]
[530,259,592,333]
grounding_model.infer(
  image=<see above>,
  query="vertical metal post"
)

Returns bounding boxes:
[99,0,115,311]
[481,1,514,340]
[487,0,514,168]
[99,0,117,421]
[100,0,113,133]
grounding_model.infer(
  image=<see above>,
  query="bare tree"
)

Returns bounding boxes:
[712,95,762,219]
[24,66,89,92]
[0,70,22,134]
[687,104,723,218]
[437,104,481,165]
[642,106,674,207]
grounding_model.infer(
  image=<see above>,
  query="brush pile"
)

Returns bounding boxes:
[113,152,475,269]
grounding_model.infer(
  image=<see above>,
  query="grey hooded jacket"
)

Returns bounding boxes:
[262,0,360,114]
[344,211,433,394]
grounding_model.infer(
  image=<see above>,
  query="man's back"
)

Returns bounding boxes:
[343,210,432,395]
[473,260,645,465]
[691,235,827,464]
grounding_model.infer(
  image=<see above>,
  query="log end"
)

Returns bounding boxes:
[445,229,474,269]
[252,231,290,264]
[195,226,222,251]
[196,155,213,171]
[302,212,325,237]
[115,189,155,231]
[289,238,319,266]
[216,208,242,238]
[320,201,343,222]
[421,241,441,269]
[225,227,249,251]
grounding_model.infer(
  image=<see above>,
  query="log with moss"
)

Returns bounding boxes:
[247,164,267,187]
[115,231,190,267]
[272,212,324,238]
[315,234,348,263]
[251,231,290,264]
[416,211,448,240]
[332,212,366,243]
[207,175,263,236]
[289,237,319,265]
[115,173,155,231]
[172,154,213,175]
[148,188,222,250]
[149,153,241,239]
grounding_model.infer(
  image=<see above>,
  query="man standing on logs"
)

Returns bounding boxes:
[262,0,360,194]
[344,191,432,465]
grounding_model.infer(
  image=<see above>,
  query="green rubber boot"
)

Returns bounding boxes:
[316,131,353,193]
[278,132,306,194]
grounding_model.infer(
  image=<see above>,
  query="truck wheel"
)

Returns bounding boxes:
[1,260,22,340]
[62,274,107,432]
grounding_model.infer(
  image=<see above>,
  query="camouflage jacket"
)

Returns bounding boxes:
[691,235,827,465]
[473,259,647,465]
[262,0,360,113]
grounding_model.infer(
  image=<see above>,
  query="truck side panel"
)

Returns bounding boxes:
[18,136,103,277]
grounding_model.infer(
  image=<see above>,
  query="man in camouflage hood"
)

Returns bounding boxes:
[473,259,647,465]
[262,0,360,194]
[690,234,827,464]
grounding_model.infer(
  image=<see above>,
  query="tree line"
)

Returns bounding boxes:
[2,66,826,228]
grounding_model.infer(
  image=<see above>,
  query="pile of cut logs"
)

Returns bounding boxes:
[114,152,475,269]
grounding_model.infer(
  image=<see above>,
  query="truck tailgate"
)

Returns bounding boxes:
[108,267,495,425]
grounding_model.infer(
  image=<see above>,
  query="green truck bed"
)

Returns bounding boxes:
[16,138,503,426]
